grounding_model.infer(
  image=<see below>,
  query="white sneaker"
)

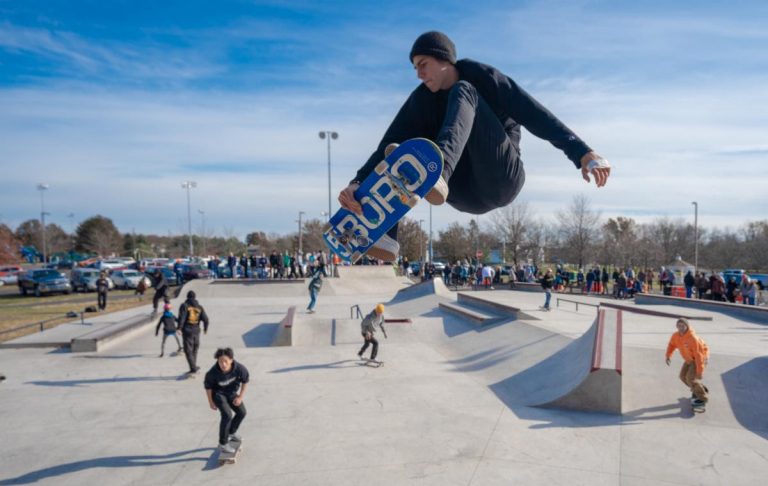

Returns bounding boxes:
[367,234,399,262]
[384,143,399,157]
[228,433,242,442]
[219,443,236,453]
[425,176,448,205]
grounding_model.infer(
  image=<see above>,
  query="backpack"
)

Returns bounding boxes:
[186,306,201,325]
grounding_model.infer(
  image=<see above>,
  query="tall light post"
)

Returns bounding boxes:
[691,201,698,273]
[67,212,75,253]
[318,131,338,221]
[297,211,306,255]
[419,219,425,267]
[36,183,49,263]
[428,206,433,264]
[198,209,206,256]
[181,181,197,256]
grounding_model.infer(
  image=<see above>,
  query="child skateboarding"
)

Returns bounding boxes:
[338,31,610,261]
[306,270,323,314]
[154,303,182,357]
[357,303,387,365]
[204,347,249,455]
[665,318,710,410]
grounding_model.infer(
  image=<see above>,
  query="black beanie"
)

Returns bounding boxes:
[409,31,456,64]
[187,290,196,300]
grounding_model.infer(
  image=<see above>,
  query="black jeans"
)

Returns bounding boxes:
[97,291,107,310]
[358,333,379,360]
[213,392,246,445]
[182,330,200,371]
[152,288,169,311]
[387,81,524,240]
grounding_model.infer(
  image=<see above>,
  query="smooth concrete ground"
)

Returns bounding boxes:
[0,271,766,485]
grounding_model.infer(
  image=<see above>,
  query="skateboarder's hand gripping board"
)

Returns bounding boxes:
[328,138,443,263]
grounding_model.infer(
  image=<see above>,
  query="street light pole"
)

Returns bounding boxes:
[297,211,305,255]
[691,201,698,273]
[36,183,49,263]
[419,219,425,268]
[318,131,338,221]
[198,209,206,256]
[428,205,433,264]
[181,181,197,256]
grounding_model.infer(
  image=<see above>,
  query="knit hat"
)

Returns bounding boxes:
[187,290,196,300]
[409,31,456,64]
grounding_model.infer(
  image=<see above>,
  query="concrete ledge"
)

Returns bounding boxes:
[271,306,296,346]
[635,293,768,324]
[600,301,713,321]
[509,282,543,292]
[438,302,493,324]
[70,314,153,352]
[457,292,521,315]
[211,279,304,285]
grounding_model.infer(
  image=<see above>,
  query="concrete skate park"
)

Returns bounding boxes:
[1,266,766,485]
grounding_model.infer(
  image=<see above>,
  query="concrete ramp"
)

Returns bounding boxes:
[491,308,623,414]
[389,277,453,303]
[328,265,411,296]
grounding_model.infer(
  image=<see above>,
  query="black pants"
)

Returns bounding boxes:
[152,288,169,311]
[97,291,107,310]
[182,330,200,372]
[213,392,246,445]
[387,81,524,240]
[359,333,379,360]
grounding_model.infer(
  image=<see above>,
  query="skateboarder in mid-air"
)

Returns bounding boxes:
[665,318,710,410]
[358,304,387,363]
[204,347,249,454]
[338,31,611,261]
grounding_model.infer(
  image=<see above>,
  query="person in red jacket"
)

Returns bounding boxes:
[665,318,710,405]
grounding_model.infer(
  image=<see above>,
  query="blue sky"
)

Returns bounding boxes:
[2,0,767,241]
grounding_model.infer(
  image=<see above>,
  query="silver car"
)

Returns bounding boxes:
[111,269,144,289]
[70,268,115,292]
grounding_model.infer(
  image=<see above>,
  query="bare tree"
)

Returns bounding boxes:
[490,202,532,264]
[555,194,601,268]
[434,222,472,263]
[601,217,639,268]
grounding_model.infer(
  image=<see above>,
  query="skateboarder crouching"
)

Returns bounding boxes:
[357,303,387,361]
[665,318,710,406]
[204,347,249,453]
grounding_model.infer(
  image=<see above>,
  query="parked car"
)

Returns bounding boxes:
[180,263,211,282]
[18,269,72,296]
[93,259,128,271]
[110,269,145,289]
[0,265,23,286]
[721,268,748,284]
[70,268,115,292]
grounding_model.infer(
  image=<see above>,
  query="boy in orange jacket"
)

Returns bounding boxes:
[665,318,710,404]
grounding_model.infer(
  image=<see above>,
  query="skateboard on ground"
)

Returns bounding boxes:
[218,438,243,466]
[691,398,706,413]
[323,138,443,263]
[359,358,384,368]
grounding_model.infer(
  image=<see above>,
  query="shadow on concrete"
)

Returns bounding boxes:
[446,334,560,374]
[623,398,695,421]
[242,323,279,347]
[0,448,214,485]
[269,360,359,373]
[722,356,768,440]
[75,354,146,360]
[26,376,180,387]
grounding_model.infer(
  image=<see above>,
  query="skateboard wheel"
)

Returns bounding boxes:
[355,236,370,247]
[375,161,388,175]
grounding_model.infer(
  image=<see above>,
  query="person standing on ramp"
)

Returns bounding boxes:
[204,347,249,453]
[357,303,387,362]
[179,290,209,374]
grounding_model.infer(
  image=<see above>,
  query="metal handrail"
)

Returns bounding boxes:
[556,297,599,313]
[350,304,363,319]
[0,311,82,337]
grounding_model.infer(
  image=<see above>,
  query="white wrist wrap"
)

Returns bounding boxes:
[587,158,610,171]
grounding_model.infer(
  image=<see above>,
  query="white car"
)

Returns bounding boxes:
[95,259,128,271]
[110,269,144,289]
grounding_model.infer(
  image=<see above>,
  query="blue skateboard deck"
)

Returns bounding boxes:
[323,138,443,263]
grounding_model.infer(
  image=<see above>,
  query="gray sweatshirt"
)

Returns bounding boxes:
[360,310,384,335]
